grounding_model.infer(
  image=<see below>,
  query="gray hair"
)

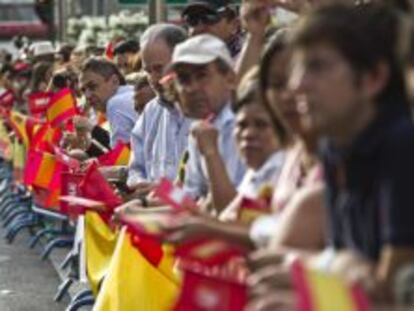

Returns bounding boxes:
[140,23,187,51]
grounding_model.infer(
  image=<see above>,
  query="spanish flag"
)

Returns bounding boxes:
[28,91,52,116]
[31,122,62,151]
[93,227,180,311]
[0,88,15,110]
[24,150,63,190]
[46,88,77,127]
[97,143,131,166]
[291,260,370,311]
[9,110,29,147]
[84,211,119,296]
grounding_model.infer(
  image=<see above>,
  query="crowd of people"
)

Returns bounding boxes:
[1,0,414,310]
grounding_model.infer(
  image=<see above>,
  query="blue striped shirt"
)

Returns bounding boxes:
[106,85,139,147]
[127,97,192,186]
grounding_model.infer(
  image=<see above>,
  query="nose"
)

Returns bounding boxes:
[289,63,310,95]
[241,125,257,140]
[182,76,202,93]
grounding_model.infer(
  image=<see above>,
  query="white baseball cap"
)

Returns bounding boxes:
[171,34,233,69]
[31,41,54,57]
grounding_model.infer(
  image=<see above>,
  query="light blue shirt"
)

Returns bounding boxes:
[184,103,246,199]
[106,85,138,147]
[127,97,192,186]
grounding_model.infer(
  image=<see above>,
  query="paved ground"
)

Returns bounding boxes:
[0,228,66,311]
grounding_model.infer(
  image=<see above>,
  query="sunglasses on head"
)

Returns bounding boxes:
[184,13,222,27]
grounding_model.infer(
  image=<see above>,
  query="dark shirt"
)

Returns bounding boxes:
[321,110,414,261]
[86,125,111,157]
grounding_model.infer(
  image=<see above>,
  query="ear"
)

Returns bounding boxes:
[361,61,390,99]
[110,73,120,87]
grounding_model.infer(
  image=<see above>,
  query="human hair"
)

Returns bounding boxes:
[235,66,290,146]
[259,29,292,146]
[140,24,187,51]
[214,58,233,75]
[234,66,260,114]
[81,56,126,85]
[29,61,53,92]
[125,71,150,89]
[291,3,409,114]
[113,39,140,55]
[259,28,290,97]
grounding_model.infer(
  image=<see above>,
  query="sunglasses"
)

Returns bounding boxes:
[183,13,222,27]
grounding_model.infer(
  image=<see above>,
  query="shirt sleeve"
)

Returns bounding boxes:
[106,97,136,148]
[127,116,147,187]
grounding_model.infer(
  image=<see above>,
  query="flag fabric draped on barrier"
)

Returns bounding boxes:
[291,260,370,311]
[84,211,119,296]
[93,227,180,311]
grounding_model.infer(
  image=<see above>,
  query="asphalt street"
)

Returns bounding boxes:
[0,228,65,311]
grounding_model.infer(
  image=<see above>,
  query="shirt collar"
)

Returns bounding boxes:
[251,151,285,183]
[212,102,234,129]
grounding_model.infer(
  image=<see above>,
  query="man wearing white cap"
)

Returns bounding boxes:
[30,41,55,63]
[170,34,246,210]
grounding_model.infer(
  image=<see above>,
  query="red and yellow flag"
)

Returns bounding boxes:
[47,88,77,127]
[9,110,29,147]
[24,150,63,190]
[28,91,52,116]
[31,122,62,151]
[98,143,131,166]
[93,227,179,311]
[291,260,370,311]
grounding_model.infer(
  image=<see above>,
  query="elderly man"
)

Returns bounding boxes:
[170,34,246,210]
[126,24,190,196]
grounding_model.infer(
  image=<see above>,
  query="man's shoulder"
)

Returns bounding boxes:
[108,86,134,108]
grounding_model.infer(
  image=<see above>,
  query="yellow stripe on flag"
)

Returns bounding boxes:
[307,268,358,311]
[10,111,28,147]
[115,147,130,166]
[84,212,118,296]
[93,227,180,311]
[33,153,57,188]
[47,93,74,122]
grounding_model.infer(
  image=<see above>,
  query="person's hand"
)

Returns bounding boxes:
[113,199,146,223]
[245,291,296,311]
[240,1,271,38]
[128,181,156,197]
[247,248,285,270]
[191,121,219,158]
[248,262,292,297]
[162,214,210,244]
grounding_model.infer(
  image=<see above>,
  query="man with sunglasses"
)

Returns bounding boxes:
[182,0,242,58]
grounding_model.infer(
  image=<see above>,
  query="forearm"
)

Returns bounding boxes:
[376,246,414,302]
[235,34,265,83]
[203,218,255,249]
[203,151,238,213]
